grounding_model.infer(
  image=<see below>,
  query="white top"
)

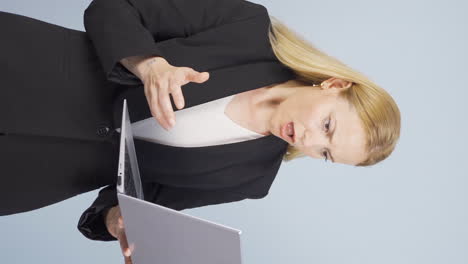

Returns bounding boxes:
[116,94,266,147]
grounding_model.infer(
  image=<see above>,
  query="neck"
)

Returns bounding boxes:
[248,79,306,135]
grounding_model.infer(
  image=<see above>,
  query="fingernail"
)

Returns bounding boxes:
[169,118,175,127]
[125,248,131,256]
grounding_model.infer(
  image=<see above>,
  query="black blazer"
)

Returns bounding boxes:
[77,0,296,241]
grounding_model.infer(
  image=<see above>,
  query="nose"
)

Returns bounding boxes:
[301,129,328,148]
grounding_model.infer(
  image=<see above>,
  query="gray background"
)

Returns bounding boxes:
[1,0,467,263]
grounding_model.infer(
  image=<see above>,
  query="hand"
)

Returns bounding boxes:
[139,57,210,130]
[105,205,133,264]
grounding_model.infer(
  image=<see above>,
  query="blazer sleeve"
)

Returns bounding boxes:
[76,182,262,241]
[76,184,119,241]
[83,0,267,85]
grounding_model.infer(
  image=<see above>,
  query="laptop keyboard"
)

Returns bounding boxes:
[124,150,138,198]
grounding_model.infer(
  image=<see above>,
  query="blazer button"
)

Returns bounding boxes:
[97,125,111,137]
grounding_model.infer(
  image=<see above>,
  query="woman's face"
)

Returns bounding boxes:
[271,78,368,165]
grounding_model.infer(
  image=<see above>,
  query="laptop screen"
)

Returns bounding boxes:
[117,99,145,200]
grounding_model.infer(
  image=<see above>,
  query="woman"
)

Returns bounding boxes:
[0,0,400,262]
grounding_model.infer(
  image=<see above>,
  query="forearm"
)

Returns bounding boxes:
[119,55,167,81]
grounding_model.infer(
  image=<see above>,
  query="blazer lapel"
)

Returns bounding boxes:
[130,131,289,190]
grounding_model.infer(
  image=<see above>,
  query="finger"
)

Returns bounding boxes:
[118,216,124,229]
[118,237,128,257]
[188,69,209,83]
[145,77,161,123]
[147,93,161,127]
[153,78,171,130]
[118,230,133,264]
[126,244,135,264]
[158,77,175,128]
[200,71,210,81]
[170,84,185,110]
[124,253,132,264]
[149,82,169,130]
[149,77,162,120]
[117,228,130,257]
[121,231,132,258]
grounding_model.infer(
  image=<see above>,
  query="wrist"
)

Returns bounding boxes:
[120,55,167,80]
[137,56,169,80]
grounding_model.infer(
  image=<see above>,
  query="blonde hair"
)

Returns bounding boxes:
[267,16,401,166]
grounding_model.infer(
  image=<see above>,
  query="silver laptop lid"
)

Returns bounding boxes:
[115,100,244,264]
[117,99,144,200]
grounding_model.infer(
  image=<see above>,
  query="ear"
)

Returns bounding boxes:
[321,77,353,90]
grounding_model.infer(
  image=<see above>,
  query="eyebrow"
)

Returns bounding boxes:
[327,118,336,163]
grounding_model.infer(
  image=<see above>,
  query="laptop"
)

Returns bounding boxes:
[116,99,244,264]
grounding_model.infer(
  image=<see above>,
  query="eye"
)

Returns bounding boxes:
[321,117,331,162]
[324,117,331,132]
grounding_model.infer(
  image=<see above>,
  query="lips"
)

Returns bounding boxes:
[281,122,295,143]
